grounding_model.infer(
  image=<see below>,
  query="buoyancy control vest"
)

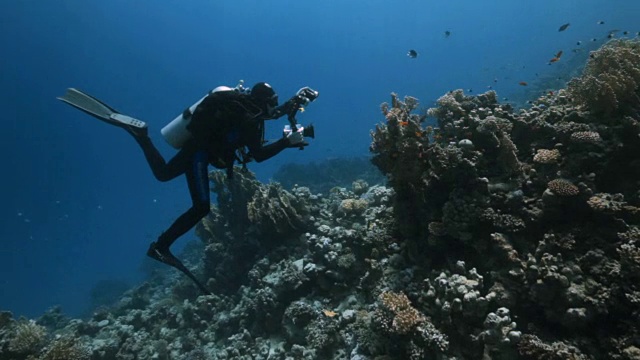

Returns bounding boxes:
[161,82,260,149]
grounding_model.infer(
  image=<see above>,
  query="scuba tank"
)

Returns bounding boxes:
[161,81,248,149]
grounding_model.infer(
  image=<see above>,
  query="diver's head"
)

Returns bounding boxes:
[251,82,278,117]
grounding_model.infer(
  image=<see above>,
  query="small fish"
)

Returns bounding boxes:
[494,78,498,83]
[487,85,493,89]
[576,41,582,45]
[572,48,583,53]
[623,31,629,35]
[549,91,554,96]
[591,38,597,42]
[549,57,560,64]
[407,49,418,58]
[558,23,570,32]
[444,30,451,38]
[502,97,509,101]
[597,20,605,25]
[519,81,528,86]
[467,88,473,93]
[555,50,563,58]
[607,33,614,39]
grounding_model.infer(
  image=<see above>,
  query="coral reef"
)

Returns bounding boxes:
[273,157,385,195]
[3,39,640,360]
[363,40,640,360]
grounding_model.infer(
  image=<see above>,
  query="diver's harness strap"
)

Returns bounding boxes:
[224,97,263,179]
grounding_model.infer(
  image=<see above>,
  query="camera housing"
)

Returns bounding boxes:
[302,123,314,138]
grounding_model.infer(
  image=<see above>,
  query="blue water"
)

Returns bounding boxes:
[1,0,638,318]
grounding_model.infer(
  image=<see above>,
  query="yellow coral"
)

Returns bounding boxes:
[339,199,368,215]
[587,193,625,214]
[570,131,602,144]
[533,149,561,164]
[379,291,425,334]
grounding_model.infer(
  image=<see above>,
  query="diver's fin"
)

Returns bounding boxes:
[57,88,147,129]
[175,262,212,296]
[147,242,212,295]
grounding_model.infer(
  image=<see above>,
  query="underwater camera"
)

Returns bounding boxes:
[284,123,314,139]
[302,123,315,138]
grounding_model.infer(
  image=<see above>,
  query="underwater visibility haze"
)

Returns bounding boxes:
[2,0,640,359]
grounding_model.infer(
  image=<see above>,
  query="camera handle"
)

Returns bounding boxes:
[286,87,319,150]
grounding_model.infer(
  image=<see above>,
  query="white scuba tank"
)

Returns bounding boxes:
[161,82,247,149]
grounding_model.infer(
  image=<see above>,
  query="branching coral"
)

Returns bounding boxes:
[8,319,47,355]
[40,336,90,360]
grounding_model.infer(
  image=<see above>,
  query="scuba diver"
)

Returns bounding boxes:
[58,81,318,294]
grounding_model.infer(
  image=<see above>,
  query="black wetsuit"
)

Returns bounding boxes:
[134,91,290,251]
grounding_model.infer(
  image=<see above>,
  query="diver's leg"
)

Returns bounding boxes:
[148,150,211,265]
[133,135,192,182]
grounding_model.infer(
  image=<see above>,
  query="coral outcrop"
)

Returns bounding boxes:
[567,38,640,115]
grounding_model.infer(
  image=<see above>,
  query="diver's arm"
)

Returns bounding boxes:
[269,97,298,120]
[270,87,319,120]
[247,124,304,162]
[250,138,289,162]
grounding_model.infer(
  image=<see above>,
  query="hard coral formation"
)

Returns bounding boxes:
[365,39,640,360]
[533,149,561,164]
[547,178,580,196]
[567,38,640,115]
[4,39,640,360]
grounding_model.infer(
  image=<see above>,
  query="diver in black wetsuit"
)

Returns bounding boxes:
[138,83,318,268]
[58,82,318,293]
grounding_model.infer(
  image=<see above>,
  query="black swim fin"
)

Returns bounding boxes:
[173,261,212,296]
[147,242,211,295]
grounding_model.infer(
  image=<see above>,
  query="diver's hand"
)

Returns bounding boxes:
[286,128,305,145]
